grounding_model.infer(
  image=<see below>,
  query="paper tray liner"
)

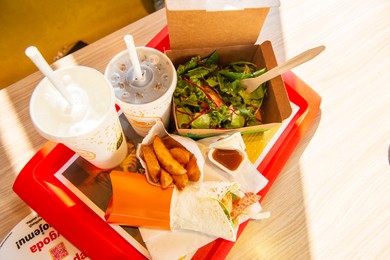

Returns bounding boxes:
[105,171,173,230]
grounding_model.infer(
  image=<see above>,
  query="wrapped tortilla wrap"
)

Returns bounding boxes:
[105,171,268,241]
[170,181,238,241]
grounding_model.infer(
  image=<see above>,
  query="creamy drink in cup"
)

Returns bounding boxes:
[105,35,177,137]
[28,59,128,169]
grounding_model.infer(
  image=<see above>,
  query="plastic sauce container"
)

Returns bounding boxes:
[208,148,246,176]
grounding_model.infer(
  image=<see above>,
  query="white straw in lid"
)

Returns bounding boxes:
[25,46,74,106]
[124,34,144,81]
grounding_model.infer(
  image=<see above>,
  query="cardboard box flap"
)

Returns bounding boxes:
[166,0,280,50]
[259,40,293,122]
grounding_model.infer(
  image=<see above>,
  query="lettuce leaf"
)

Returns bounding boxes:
[173,51,268,129]
[191,113,210,129]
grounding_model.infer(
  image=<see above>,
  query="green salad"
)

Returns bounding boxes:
[173,51,268,129]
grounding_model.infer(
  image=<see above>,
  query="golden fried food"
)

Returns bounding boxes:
[186,154,201,182]
[120,141,139,172]
[169,147,191,165]
[172,174,188,191]
[160,168,173,189]
[141,135,201,190]
[161,135,186,149]
[141,145,160,183]
[231,192,261,219]
[153,135,187,176]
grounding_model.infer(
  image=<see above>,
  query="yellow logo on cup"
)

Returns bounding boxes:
[129,118,161,128]
[73,149,96,160]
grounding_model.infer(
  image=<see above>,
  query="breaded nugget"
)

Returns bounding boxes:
[186,154,201,181]
[172,174,188,191]
[169,147,191,165]
[141,145,160,183]
[231,192,261,219]
[161,135,186,149]
[160,168,173,189]
[153,135,187,176]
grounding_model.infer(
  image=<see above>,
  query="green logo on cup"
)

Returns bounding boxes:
[116,133,124,150]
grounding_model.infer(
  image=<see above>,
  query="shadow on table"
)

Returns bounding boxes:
[228,110,321,259]
[0,80,47,241]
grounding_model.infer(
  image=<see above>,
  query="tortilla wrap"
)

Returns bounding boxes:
[170,181,240,241]
[105,172,264,241]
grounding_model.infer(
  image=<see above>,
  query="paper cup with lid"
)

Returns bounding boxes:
[105,41,177,137]
[29,66,128,170]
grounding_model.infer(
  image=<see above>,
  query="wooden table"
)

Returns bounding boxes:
[1,1,389,258]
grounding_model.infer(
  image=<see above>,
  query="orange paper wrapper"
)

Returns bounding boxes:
[105,171,173,229]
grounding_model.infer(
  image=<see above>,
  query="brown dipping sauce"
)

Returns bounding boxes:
[212,149,244,171]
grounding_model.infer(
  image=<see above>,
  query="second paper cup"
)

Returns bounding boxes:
[105,47,177,137]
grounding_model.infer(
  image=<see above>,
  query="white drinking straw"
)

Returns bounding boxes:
[124,34,144,81]
[25,46,74,106]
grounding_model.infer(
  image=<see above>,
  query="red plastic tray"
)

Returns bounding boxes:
[13,26,321,259]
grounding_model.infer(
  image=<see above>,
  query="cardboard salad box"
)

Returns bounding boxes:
[165,0,292,138]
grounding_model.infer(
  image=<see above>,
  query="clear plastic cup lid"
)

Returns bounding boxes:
[107,49,174,104]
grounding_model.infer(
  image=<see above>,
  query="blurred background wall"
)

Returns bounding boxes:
[0,0,164,89]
